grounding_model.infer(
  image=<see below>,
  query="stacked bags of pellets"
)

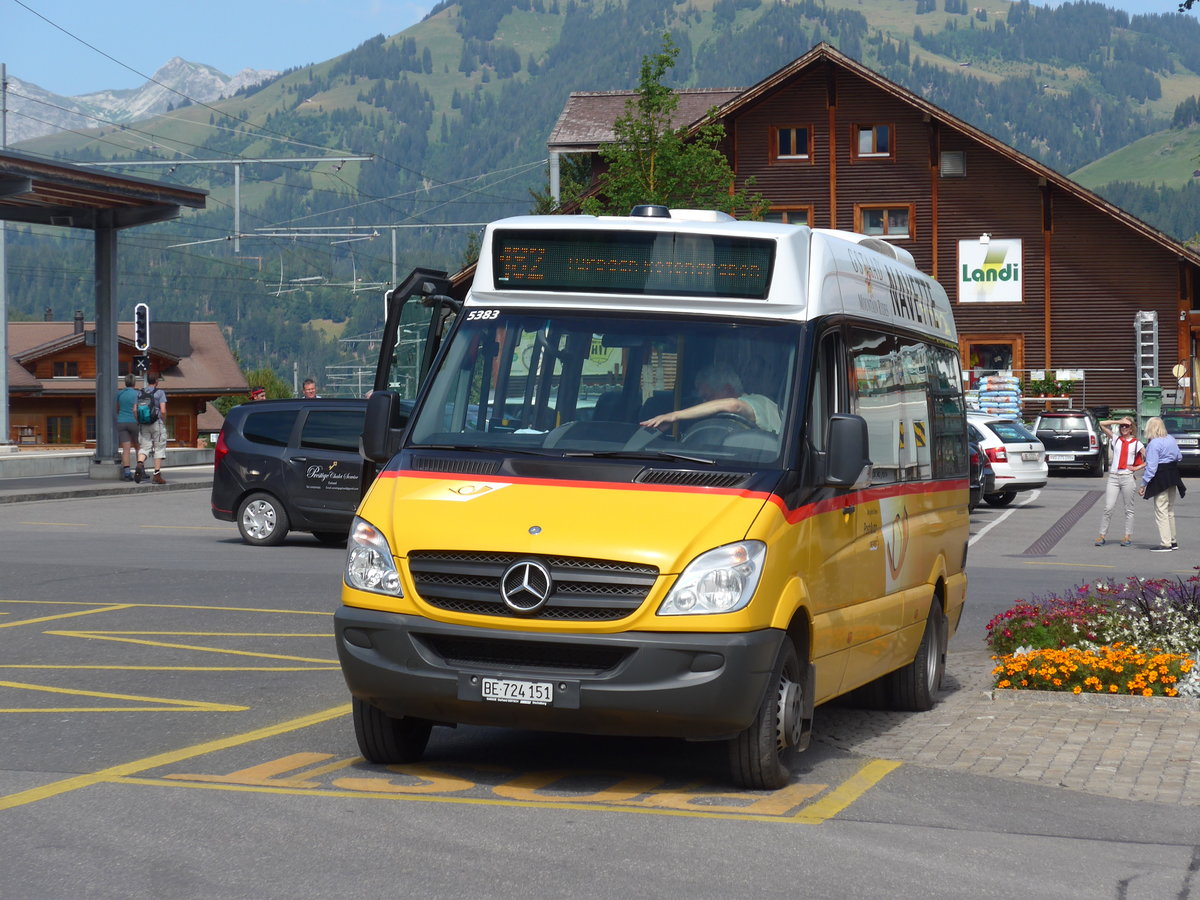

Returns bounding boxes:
[975,374,1022,416]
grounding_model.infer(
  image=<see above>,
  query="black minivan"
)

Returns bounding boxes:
[211,398,367,546]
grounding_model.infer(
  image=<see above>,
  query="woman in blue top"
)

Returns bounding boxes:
[115,373,140,481]
[1138,416,1187,552]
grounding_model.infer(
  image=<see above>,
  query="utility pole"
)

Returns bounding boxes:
[0,63,10,451]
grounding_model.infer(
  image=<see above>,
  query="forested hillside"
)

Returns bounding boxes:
[10,0,1200,390]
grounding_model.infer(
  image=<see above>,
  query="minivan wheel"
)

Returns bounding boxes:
[353,697,433,764]
[237,492,289,546]
[728,640,803,790]
[984,490,1016,507]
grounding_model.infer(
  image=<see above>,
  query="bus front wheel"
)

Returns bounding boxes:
[728,640,804,790]
[353,697,433,764]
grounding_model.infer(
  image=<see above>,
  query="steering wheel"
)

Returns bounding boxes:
[681,412,755,445]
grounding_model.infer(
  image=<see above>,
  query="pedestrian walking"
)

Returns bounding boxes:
[1138,416,1186,551]
[115,373,140,481]
[134,372,169,485]
[1094,416,1144,547]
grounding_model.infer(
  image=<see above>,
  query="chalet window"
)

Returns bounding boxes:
[763,207,812,226]
[86,416,96,441]
[771,126,811,161]
[52,361,79,377]
[940,150,966,177]
[852,124,892,159]
[856,204,913,239]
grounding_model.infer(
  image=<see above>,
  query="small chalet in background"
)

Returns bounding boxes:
[546,43,1200,413]
[6,311,246,446]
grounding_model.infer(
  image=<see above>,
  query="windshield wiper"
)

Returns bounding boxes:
[411,443,557,457]
[563,449,716,465]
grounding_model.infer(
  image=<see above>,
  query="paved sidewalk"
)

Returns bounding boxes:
[0,466,212,504]
[817,649,1200,806]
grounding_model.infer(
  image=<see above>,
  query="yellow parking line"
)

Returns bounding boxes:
[0,605,130,629]
[45,631,336,664]
[789,758,901,823]
[0,704,350,811]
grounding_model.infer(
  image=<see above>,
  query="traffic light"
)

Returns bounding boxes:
[134,303,150,351]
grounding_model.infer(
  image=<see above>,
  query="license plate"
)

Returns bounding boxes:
[481,677,553,705]
[1179,438,1198,448]
[1022,451,1041,462]
[1048,453,1072,462]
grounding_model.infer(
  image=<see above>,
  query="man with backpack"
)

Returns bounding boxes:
[134,372,168,485]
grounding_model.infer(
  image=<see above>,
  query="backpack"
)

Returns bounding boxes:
[135,387,160,425]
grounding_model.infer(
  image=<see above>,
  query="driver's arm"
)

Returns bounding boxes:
[641,396,753,429]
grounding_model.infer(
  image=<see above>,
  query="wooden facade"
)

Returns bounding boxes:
[549,44,1200,412]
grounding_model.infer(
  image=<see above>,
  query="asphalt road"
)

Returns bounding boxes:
[0,478,1196,899]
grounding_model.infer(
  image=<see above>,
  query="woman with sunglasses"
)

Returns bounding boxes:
[1095,416,1144,547]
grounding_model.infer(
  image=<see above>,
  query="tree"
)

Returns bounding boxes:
[581,34,765,218]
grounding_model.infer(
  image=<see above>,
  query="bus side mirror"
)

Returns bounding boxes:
[825,414,873,490]
[361,390,409,464]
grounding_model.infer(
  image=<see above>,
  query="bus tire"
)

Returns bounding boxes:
[728,640,803,790]
[352,696,433,764]
[887,598,947,712]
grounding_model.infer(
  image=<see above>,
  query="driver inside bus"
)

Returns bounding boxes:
[640,364,782,433]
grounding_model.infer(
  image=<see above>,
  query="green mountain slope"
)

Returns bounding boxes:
[10,0,1200,386]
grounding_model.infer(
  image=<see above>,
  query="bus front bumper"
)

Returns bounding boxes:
[335,605,785,741]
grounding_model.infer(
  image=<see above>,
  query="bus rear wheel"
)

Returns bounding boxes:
[352,697,433,764]
[886,599,947,712]
[728,641,804,790]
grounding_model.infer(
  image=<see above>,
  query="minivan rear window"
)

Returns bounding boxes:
[243,410,298,447]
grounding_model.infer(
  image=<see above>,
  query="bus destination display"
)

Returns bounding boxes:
[494,230,773,299]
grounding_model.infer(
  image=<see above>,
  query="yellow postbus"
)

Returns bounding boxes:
[337,206,969,789]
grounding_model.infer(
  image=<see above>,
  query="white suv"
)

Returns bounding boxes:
[966,412,1048,507]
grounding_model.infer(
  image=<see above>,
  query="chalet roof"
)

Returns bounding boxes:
[547,89,743,152]
[7,321,247,396]
[542,43,1200,268]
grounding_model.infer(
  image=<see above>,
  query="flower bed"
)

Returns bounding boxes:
[985,571,1200,698]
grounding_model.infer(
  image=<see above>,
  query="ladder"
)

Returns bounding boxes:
[1134,311,1158,386]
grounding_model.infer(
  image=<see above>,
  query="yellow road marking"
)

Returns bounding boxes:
[790,758,901,823]
[0,605,130,629]
[0,678,248,712]
[0,599,332,617]
[55,632,329,637]
[152,754,890,824]
[0,704,350,811]
[139,525,230,530]
[0,665,338,672]
[45,631,336,664]
[1022,562,1115,570]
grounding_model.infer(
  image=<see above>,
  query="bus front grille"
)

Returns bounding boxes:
[408,550,658,622]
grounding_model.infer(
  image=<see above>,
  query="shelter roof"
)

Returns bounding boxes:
[0,149,207,230]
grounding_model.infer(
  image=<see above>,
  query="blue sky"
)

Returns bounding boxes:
[1,0,1192,98]
[3,0,430,96]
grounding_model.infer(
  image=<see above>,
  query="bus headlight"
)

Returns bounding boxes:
[345,517,403,596]
[658,541,766,615]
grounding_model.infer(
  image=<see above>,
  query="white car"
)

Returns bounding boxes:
[966,412,1048,507]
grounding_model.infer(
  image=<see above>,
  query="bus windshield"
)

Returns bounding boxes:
[408,309,799,467]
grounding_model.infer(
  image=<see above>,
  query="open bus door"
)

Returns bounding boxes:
[359,267,458,493]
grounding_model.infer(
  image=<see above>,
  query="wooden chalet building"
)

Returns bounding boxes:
[7,312,246,447]
[547,43,1200,413]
